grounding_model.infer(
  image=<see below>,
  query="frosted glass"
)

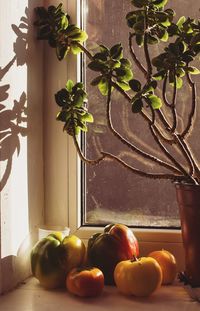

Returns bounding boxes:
[82,0,200,227]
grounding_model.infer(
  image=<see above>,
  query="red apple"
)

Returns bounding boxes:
[87,223,139,285]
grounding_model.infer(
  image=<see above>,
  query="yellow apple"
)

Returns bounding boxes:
[114,257,162,297]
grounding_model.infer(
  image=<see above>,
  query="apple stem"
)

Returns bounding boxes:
[131,254,139,262]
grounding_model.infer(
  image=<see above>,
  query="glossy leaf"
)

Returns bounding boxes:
[98,77,109,96]
[132,98,143,113]
[129,79,141,92]
[148,95,162,109]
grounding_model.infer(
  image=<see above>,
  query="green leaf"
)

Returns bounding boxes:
[120,58,132,68]
[153,0,168,8]
[116,81,131,91]
[176,16,186,28]
[66,80,74,92]
[56,45,70,60]
[129,79,141,92]
[88,60,108,72]
[153,70,166,81]
[70,30,88,42]
[176,77,183,89]
[148,95,162,109]
[90,76,102,86]
[133,20,145,35]
[115,67,133,81]
[136,34,144,46]
[98,77,109,96]
[70,42,82,54]
[160,30,169,42]
[110,44,123,60]
[187,66,200,75]
[61,15,69,29]
[147,35,159,45]
[81,112,94,123]
[132,98,143,113]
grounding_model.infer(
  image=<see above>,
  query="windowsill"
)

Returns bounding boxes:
[0,277,199,310]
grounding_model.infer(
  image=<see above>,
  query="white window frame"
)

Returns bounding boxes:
[44,0,185,270]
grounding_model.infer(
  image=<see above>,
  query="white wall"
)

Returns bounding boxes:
[0,0,44,293]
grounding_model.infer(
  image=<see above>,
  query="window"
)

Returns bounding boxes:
[80,0,200,229]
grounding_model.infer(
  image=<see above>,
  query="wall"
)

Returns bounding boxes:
[0,0,44,293]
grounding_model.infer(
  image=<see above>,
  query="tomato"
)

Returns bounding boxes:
[31,233,86,289]
[87,223,139,285]
[114,257,162,297]
[148,250,177,285]
[66,267,104,297]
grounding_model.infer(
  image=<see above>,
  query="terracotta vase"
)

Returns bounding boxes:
[175,183,200,287]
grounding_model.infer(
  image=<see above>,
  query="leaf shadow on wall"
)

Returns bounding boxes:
[0,4,43,293]
[0,11,29,192]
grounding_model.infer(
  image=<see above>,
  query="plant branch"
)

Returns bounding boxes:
[72,133,106,165]
[101,151,184,182]
[145,102,196,183]
[180,73,197,138]
[107,80,182,175]
[75,41,94,60]
[128,33,147,77]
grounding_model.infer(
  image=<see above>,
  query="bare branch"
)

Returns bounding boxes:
[73,133,106,165]
[107,82,182,174]
[101,151,184,182]
[129,33,147,77]
[180,73,197,138]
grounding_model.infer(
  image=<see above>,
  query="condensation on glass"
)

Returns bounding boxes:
[81,0,200,228]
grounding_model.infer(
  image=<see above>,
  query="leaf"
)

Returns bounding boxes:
[136,34,144,46]
[120,58,132,68]
[116,81,131,91]
[56,45,69,61]
[70,42,82,55]
[160,30,169,42]
[70,30,88,42]
[148,95,162,109]
[90,76,102,86]
[81,112,94,123]
[153,0,168,8]
[110,44,123,60]
[176,16,186,28]
[115,67,133,81]
[61,14,69,29]
[132,98,143,113]
[98,77,109,96]
[88,60,108,72]
[129,79,141,92]
[66,80,74,92]
[187,66,200,75]
[153,70,166,81]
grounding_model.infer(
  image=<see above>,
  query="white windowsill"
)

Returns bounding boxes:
[0,277,199,310]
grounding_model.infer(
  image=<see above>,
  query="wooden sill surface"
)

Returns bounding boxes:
[0,277,199,311]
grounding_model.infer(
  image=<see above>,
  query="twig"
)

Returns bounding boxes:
[180,73,197,138]
[101,151,184,182]
[128,33,147,77]
[107,80,182,175]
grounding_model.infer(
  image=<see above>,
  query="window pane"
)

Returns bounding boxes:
[81,0,200,228]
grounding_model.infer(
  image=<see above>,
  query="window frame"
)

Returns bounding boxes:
[45,0,185,270]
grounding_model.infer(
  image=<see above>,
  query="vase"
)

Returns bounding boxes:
[175,183,200,287]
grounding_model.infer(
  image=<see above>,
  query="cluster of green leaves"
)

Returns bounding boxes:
[88,44,133,95]
[34,3,88,60]
[55,80,93,136]
[130,79,162,113]
[126,0,174,46]
[152,16,200,87]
